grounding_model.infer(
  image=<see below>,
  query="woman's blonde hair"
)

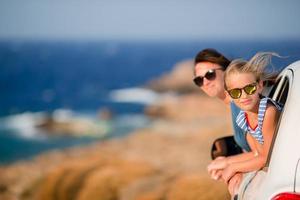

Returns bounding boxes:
[224,52,280,88]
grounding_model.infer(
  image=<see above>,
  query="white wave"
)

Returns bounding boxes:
[0,109,111,139]
[0,112,48,139]
[109,87,161,105]
[52,109,74,122]
[0,109,79,139]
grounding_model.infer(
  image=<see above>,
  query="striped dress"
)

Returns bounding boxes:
[236,97,282,144]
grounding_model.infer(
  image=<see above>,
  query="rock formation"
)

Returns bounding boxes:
[146,60,200,94]
[0,59,233,200]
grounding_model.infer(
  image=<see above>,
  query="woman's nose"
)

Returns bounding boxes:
[203,77,210,86]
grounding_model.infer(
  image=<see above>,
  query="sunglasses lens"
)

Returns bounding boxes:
[193,77,203,87]
[228,89,242,99]
[193,69,217,87]
[228,83,257,99]
[244,84,257,95]
[205,70,216,80]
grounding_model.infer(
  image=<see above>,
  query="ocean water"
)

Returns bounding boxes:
[1,39,300,164]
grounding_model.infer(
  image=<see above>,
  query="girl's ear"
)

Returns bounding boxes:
[258,79,264,92]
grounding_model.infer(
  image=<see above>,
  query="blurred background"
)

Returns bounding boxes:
[0,0,300,164]
[1,1,300,200]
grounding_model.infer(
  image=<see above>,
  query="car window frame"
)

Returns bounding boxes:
[264,69,293,169]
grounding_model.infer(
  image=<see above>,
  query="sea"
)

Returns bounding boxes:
[1,39,300,164]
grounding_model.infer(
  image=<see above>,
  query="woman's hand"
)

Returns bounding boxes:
[210,169,223,180]
[207,156,228,174]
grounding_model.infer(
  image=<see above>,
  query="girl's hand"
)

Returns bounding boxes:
[227,173,243,196]
[207,156,228,174]
[222,165,236,183]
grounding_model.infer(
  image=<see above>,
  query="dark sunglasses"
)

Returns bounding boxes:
[193,68,223,87]
[227,83,258,99]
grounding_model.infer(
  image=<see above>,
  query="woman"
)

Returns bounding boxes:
[193,48,251,195]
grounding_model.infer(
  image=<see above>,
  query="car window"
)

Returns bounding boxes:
[265,74,290,168]
[270,76,289,105]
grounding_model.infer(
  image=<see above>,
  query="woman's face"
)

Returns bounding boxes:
[226,72,263,112]
[194,62,225,98]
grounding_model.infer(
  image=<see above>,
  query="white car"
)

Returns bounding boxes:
[211,61,300,199]
[240,60,300,200]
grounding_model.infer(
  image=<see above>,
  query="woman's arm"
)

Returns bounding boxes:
[207,151,255,174]
[208,133,258,171]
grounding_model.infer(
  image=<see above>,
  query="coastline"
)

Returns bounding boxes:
[0,61,232,200]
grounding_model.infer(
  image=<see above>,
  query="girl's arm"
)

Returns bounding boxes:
[260,104,280,158]
[207,151,255,174]
[222,104,280,182]
[222,153,267,182]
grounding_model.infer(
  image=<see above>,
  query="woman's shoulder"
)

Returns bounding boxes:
[230,101,242,115]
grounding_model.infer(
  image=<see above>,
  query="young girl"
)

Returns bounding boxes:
[207,52,282,196]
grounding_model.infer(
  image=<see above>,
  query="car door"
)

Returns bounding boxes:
[239,61,300,200]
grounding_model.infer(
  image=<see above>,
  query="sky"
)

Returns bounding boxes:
[0,0,300,41]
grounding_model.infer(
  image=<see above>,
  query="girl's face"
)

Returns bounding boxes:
[226,72,263,112]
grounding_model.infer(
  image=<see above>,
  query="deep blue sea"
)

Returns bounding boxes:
[1,39,300,164]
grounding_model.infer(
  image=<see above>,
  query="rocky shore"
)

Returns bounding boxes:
[0,61,233,200]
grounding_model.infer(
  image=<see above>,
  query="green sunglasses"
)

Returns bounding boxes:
[227,83,258,99]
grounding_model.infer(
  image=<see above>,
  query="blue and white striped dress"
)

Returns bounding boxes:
[236,97,282,144]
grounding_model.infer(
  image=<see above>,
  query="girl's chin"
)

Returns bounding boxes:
[238,104,255,111]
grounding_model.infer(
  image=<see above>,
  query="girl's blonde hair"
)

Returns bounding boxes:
[224,52,279,88]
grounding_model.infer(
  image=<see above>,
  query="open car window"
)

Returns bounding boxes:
[264,69,292,168]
